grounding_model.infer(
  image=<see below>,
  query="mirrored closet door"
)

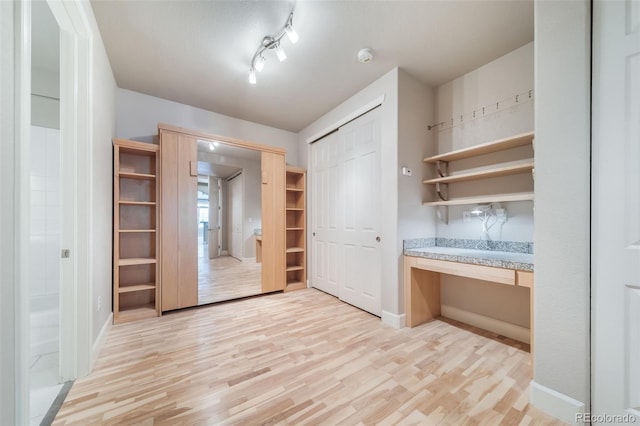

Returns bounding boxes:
[196,141,263,305]
[159,124,286,312]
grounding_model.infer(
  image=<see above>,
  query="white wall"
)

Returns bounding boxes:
[85,1,118,359]
[0,2,17,422]
[397,69,437,319]
[431,43,535,337]
[116,89,299,165]
[531,1,591,421]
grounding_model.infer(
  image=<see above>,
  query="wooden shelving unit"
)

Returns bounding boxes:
[423,132,534,206]
[113,138,161,324]
[284,167,306,292]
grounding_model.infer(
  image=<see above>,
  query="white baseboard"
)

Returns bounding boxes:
[381,310,406,329]
[530,380,585,424]
[441,304,530,344]
[91,312,112,371]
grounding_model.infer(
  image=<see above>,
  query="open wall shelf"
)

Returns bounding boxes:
[423,132,534,163]
[423,132,534,207]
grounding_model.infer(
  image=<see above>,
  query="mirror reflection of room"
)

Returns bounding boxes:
[196,139,263,305]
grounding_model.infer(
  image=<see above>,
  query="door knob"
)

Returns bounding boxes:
[376,236,381,242]
[313,232,316,236]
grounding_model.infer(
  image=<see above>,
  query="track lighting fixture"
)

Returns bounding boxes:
[275,43,287,62]
[249,10,298,84]
[254,54,266,72]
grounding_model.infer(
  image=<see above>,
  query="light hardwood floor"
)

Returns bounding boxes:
[54,289,563,425]
[198,249,262,305]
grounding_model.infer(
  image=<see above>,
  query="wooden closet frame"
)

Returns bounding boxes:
[158,123,287,307]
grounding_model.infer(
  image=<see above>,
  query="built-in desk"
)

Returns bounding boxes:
[404,245,533,348]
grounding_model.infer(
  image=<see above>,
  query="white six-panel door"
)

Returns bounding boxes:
[311,131,341,296]
[338,109,382,315]
[311,107,382,316]
[592,0,640,419]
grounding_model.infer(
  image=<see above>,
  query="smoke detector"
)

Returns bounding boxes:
[357,48,374,64]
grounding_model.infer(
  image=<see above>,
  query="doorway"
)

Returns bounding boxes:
[5,1,95,423]
[29,2,64,424]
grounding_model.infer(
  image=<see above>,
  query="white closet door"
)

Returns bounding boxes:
[338,108,382,315]
[592,0,640,419]
[311,131,340,296]
[310,107,382,316]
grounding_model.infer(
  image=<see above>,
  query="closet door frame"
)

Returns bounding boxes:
[158,123,287,309]
[307,100,385,316]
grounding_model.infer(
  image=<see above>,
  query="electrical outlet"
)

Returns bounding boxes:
[463,210,471,223]
[97,296,102,311]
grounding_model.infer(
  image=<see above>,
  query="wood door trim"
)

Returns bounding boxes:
[158,124,286,155]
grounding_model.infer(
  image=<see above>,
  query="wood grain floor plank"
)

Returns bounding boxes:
[54,289,564,425]
[197,253,262,305]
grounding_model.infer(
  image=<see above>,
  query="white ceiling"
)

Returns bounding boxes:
[91,0,533,132]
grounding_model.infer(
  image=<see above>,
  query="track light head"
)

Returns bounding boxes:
[248,9,298,84]
[255,55,266,72]
[275,43,286,62]
[286,24,299,44]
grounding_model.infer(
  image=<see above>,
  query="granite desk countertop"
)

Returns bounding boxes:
[403,238,534,272]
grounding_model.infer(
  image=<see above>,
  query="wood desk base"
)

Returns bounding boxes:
[404,255,534,349]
